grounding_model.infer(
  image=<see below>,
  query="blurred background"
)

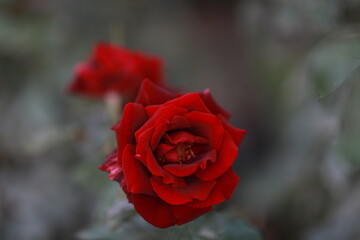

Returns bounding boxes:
[1,0,360,239]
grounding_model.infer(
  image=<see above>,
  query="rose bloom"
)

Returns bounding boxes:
[99,79,246,228]
[68,43,164,100]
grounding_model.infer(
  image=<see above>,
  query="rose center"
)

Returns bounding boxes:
[156,142,198,164]
[155,131,209,165]
[176,142,196,163]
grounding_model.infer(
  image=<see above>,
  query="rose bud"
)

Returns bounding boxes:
[99,79,246,228]
[68,43,164,101]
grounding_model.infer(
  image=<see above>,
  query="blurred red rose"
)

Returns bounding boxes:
[68,43,164,100]
[99,80,246,228]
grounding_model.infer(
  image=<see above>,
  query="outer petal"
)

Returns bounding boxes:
[151,177,216,205]
[132,194,211,228]
[112,103,148,164]
[200,89,231,119]
[122,145,155,195]
[68,63,103,97]
[68,64,86,94]
[93,43,116,63]
[98,148,128,193]
[135,79,176,106]
[172,204,211,226]
[185,111,224,150]
[195,132,238,181]
[165,92,211,113]
[217,114,246,146]
[187,168,240,208]
[143,57,164,86]
[132,194,177,228]
[98,149,122,181]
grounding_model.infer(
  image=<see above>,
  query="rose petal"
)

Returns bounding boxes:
[122,145,155,195]
[142,57,164,87]
[196,149,217,169]
[166,115,192,130]
[166,131,208,145]
[145,149,187,187]
[172,204,211,226]
[156,142,175,156]
[99,149,129,194]
[135,129,187,187]
[187,168,240,208]
[132,194,211,228]
[68,63,104,97]
[163,150,178,163]
[217,114,246,146]
[135,105,188,150]
[163,149,217,177]
[93,43,116,64]
[144,105,160,117]
[151,177,216,205]
[135,105,188,142]
[195,132,238,181]
[135,127,155,165]
[163,163,198,177]
[165,92,211,113]
[185,111,224,150]
[112,103,148,164]
[132,194,177,228]
[135,79,176,106]
[150,124,167,150]
[98,149,122,181]
[150,115,192,150]
[200,89,231,119]
[153,106,189,127]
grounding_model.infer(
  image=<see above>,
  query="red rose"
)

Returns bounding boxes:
[99,79,246,228]
[68,43,164,100]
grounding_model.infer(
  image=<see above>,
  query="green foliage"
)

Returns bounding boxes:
[337,72,360,166]
[77,199,263,240]
[309,30,360,99]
